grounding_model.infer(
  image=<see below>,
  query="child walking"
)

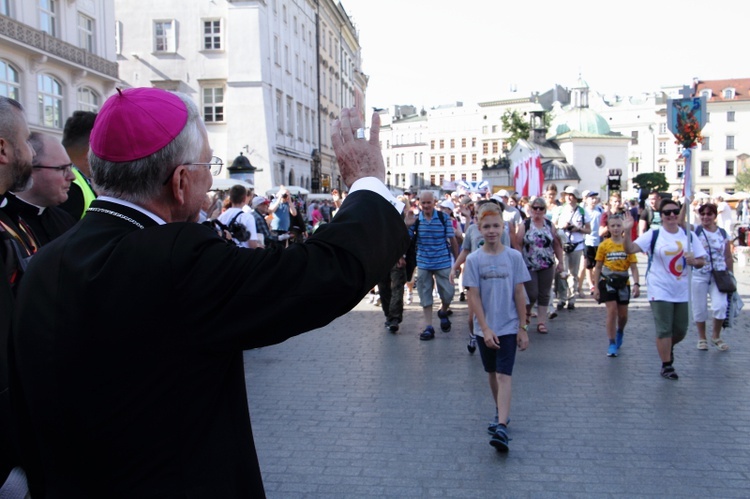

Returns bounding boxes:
[463,203,530,452]
[592,214,640,357]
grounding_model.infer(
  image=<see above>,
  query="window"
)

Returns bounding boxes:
[77,87,99,112]
[482,126,488,134]
[723,88,735,99]
[202,19,222,50]
[275,91,283,133]
[703,137,710,150]
[658,140,667,155]
[700,161,710,176]
[284,45,289,73]
[630,161,639,174]
[492,125,498,133]
[430,140,435,150]
[115,21,122,55]
[0,59,20,101]
[471,173,477,181]
[461,138,466,148]
[296,103,303,140]
[677,163,685,179]
[727,135,735,150]
[286,97,293,135]
[273,35,279,65]
[471,137,476,147]
[439,156,445,166]
[202,86,224,123]
[38,74,63,128]
[439,139,444,149]
[430,175,436,186]
[658,123,667,134]
[482,143,489,155]
[492,142,498,154]
[419,153,423,165]
[450,139,455,148]
[700,89,711,99]
[471,153,477,164]
[1,0,10,16]
[78,13,95,52]
[154,20,176,53]
[461,154,466,165]
[304,108,310,143]
[39,0,57,37]
[726,160,735,176]
[631,130,638,145]
[725,159,734,175]
[658,164,666,173]
[430,156,435,167]
[727,111,735,122]
[450,155,455,166]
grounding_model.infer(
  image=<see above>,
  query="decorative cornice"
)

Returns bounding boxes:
[0,14,118,79]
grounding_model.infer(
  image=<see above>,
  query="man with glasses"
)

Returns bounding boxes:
[10,88,408,497]
[5,132,77,246]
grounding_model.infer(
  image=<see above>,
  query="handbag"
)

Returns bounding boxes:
[701,230,736,293]
[712,269,736,293]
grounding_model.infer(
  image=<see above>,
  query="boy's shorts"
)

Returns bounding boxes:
[584,246,598,269]
[597,280,631,305]
[476,334,518,376]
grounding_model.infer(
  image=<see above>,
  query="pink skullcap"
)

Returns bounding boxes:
[90,87,188,162]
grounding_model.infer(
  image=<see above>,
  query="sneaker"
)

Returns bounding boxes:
[487,415,511,435]
[385,320,399,333]
[437,310,451,332]
[660,366,679,380]
[556,303,565,311]
[607,343,618,357]
[567,303,575,310]
[405,292,412,305]
[616,329,624,349]
[490,425,510,452]
[467,334,477,354]
[419,325,435,341]
[459,291,466,302]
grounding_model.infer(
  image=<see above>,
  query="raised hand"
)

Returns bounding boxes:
[331,108,385,188]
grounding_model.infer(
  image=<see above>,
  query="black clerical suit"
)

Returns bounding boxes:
[4,193,76,247]
[11,190,408,498]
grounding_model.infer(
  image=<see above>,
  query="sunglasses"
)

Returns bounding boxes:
[661,208,680,216]
[531,206,546,211]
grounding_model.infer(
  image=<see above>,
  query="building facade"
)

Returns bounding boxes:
[0,0,118,136]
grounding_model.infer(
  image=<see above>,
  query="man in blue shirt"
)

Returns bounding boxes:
[410,191,459,340]
[269,186,297,233]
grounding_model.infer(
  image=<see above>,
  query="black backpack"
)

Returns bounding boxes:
[226,212,251,242]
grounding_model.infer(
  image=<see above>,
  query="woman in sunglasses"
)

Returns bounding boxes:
[691,203,733,351]
[622,198,706,381]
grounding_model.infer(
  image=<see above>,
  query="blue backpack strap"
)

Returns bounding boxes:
[646,229,659,278]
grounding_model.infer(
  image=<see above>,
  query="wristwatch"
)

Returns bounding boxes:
[519,324,528,331]
[633,283,640,287]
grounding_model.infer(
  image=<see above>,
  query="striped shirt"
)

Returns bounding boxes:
[409,211,454,270]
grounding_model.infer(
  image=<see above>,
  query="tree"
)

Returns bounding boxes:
[631,173,670,198]
[500,110,531,147]
[735,164,750,192]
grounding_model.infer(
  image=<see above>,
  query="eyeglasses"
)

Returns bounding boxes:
[661,208,680,216]
[33,163,73,174]
[531,206,546,211]
[162,156,223,185]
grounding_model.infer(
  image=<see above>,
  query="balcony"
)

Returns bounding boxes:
[0,14,118,79]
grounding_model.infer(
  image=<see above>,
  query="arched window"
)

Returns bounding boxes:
[77,87,100,112]
[38,74,64,128]
[0,59,20,101]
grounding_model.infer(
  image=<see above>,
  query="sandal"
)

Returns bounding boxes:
[697,339,708,351]
[536,323,548,334]
[711,337,729,351]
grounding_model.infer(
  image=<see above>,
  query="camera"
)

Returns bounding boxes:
[565,223,575,232]
[282,193,288,199]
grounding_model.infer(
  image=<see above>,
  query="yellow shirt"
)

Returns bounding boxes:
[595,238,636,273]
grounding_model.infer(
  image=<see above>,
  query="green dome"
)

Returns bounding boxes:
[552,107,611,136]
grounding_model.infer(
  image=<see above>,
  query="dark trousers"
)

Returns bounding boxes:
[378,263,407,323]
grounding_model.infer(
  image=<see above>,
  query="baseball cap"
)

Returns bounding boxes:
[496,189,510,198]
[90,87,188,162]
[251,196,270,209]
[439,199,455,211]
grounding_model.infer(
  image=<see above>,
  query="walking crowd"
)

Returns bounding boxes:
[375,182,744,453]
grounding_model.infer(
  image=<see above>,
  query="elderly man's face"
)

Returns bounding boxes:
[185,124,214,222]
[419,193,435,215]
[1,108,35,193]
[27,136,75,206]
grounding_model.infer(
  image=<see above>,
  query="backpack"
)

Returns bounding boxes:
[225,212,251,242]
[405,210,449,278]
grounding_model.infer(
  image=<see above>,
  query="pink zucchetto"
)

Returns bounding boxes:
[90,87,189,162]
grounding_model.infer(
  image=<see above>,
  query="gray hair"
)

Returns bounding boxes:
[90,92,204,204]
[28,132,46,166]
[0,97,24,146]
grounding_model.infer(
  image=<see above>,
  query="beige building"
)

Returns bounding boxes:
[0,0,118,136]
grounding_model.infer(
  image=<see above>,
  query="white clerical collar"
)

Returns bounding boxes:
[97,196,167,225]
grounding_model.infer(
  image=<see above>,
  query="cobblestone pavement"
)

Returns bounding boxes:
[245,257,750,498]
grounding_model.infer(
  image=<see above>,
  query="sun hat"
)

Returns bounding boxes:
[90,87,188,162]
[564,186,582,200]
[251,196,270,209]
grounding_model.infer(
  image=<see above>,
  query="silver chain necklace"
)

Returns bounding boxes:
[87,207,145,230]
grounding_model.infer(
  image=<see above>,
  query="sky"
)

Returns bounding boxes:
[340,0,747,111]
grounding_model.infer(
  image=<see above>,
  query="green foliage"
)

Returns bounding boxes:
[501,110,531,147]
[735,164,750,192]
[631,173,669,196]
